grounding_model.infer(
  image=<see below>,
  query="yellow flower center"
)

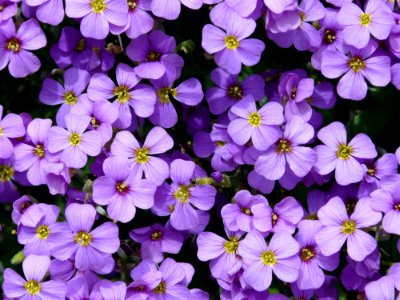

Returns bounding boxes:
[261,250,277,266]
[91,116,100,129]
[394,203,400,211]
[69,132,81,146]
[276,140,291,154]
[36,225,50,240]
[174,185,190,204]
[248,112,261,127]
[151,231,163,240]
[91,0,106,13]
[157,88,176,104]
[272,212,278,225]
[291,87,297,99]
[0,127,3,137]
[228,85,243,100]
[76,39,86,51]
[360,13,371,26]
[367,167,375,176]
[224,236,239,254]
[216,141,226,147]
[299,11,306,22]
[34,144,45,158]
[348,57,365,73]
[324,29,336,44]
[153,281,167,294]
[127,0,136,10]
[24,280,41,295]
[114,86,130,104]
[169,204,175,212]
[0,165,14,181]
[7,38,20,53]
[134,147,150,164]
[224,35,240,50]
[305,213,318,220]
[342,220,356,235]
[336,144,352,160]
[147,51,161,62]
[74,231,92,246]
[63,91,78,105]
[300,247,315,262]
[240,207,252,215]
[116,182,129,194]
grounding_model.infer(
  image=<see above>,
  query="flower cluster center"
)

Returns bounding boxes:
[116,181,129,194]
[300,247,315,262]
[277,139,291,154]
[154,281,167,294]
[228,85,243,100]
[224,236,239,254]
[394,203,400,211]
[114,86,130,104]
[151,230,163,240]
[91,116,100,129]
[69,132,81,146]
[36,225,50,239]
[336,144,352,160]
[7,38,20,53]
[147,51,161,62]
[248,112,261,127]
[224,35,239,50]
[0,165,14,181]
[348,57,365,73]
[261,250,277,266]
[76,39,86,51]
[324,29,336,44]
[360,13,371,26]
[272,212,278,225]
[91,0,106,13]
[63,91,78,105]
[127,0,137,10]
[74,231,92,246]
[240,207,252,215]
[157,88,176,104]
[135,147,150,164]
[34,144,45,158]
[342,220,356,235]
[174,185,190,204]
[24,280,41,295]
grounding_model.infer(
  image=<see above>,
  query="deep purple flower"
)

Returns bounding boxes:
[3,255,67,299]
[315,121,377,186]
[316,196,381,261]
[65,0,128,39]
[0,18,46,78]
[92,156,157,222]
[111,127,173,185]
[238,230,300,291]
[0,104,25,159]
[202,18,265,74]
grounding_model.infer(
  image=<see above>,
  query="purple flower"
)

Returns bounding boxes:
[321,41,391,100]
[3,255,67,299]
[0,0,17,22]
[369,184,400,235]
[0,104,25,159]
[315,121,377,185]
[365,276,396,300]
[227,96,284,151]
[91,280,127,300]
[255,117,317,180]
[92,156,157,222]
[264,0,296,14]
[152,159,216,231]
[202,18,265,74]
[149,70,204,128]
[238,230,300,291]
[39,67,91,127]
[47,113,102,168]
[295,220,339,290]
[221,189,267,232]
[23,0,64,25]
[151,0,203,20]
[0,18,46,78]
[338,0,393,49]
[197,231,242,281]
[129,223,184,263]
[65,0,128,39]
[0,156,20,203]
[111,127,173,185]
[126,30,184,80]
[49,203,120,273]
[206,68,265,115]
[315,196,381,261]
[87,63,156,129]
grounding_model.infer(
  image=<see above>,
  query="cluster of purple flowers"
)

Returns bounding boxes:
[1,0,400,299]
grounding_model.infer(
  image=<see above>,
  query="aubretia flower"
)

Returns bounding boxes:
[0,104,25,159]
[227,96,284,151]
[0,18,46,78]
[315,121,377,186]
[92,156,157,222]
[255,117,317,180]
[129,223,184,263]
[49,203,120,273]
[206,68,265,115]
[88,63,156,129]
[321,41,391,100]
[365,276,396,300]
[315,196,381,261]
[238,230,300,291]
[369,184,400,235]
[0,157,20,203]
[47,113,102,168]
[152,159,216,231]
[111,127,173,185]
[23,0,65,25]
[3,255,67,299]
[39,67,91,127]
[338,0,393,49]
[202,18,265,74]
[151,0,203,20]
[65,0,128,39]
[0,0,17,21]
[197,231,242,281]
[126,30,183,80]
